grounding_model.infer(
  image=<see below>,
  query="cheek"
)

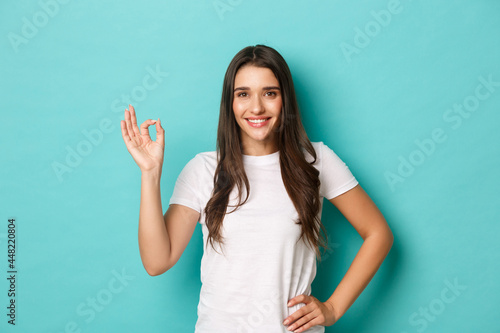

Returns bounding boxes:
[271,98,283,114]
[232,100,243,115]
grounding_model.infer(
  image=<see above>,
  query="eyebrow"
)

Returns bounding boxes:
[234,86,281,92]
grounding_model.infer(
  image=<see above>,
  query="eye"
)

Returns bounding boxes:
[237,92,248,97]
[265,91,277,97]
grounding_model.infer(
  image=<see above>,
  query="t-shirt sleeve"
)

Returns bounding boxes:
[319,142,359,200]
[168,155,203,214]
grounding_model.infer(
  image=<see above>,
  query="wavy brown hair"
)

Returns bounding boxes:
[204,44,331,262]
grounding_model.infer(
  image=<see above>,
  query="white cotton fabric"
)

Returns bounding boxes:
[168,141,358,333]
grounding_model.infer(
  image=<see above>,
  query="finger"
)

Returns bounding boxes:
[120,120,132,145]
[284,296,310,326]
[139,119,156,142]
[122,113,136,146]
[290,315,322,333]
[286,309,317,332]
[129,104,142,137]
[125,109,139,145]
[288,294,307,308]
[155,118,165,147]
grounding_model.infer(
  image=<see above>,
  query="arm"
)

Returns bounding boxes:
[324,184,394,320]
[120,104,200,276]
[138,172,200,276]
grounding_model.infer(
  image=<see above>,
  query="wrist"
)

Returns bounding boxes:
[141,169,162,182]
[325,299,344,321]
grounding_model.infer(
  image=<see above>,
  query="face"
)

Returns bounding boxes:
[232,65,282,154]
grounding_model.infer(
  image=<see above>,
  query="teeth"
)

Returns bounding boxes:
[247,118,268,123]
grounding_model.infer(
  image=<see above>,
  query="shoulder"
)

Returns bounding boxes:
[184,150,218,172]
[303,141,327,165]
[193,150,217,163]
[309,141,358,198]
[311,141,325,155]
[305,141,352,170]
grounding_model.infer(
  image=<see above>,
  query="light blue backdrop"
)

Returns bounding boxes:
[1,0,499,332]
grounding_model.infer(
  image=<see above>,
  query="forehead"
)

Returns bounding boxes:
[234,65,279,87]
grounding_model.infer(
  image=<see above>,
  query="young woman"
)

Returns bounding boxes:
[120,44,393,333]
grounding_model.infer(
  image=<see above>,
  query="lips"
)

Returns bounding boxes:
[245,117,271,128]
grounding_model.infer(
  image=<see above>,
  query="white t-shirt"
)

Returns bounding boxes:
[168,141,358,333]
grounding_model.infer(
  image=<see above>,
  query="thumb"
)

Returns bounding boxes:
[155,118,165,147]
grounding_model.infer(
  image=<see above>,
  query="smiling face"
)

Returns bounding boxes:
[232,65,282,155]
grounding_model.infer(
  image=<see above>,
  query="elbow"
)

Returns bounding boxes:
[144,264,170,277]
[387,230,394,251]
[387,222,394,243]
[382,226,394,253]
[366,224,394,253]
[379,222,394,247]
[145,268,162,277]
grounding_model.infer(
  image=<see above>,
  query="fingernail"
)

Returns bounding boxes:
[283,320,289,326]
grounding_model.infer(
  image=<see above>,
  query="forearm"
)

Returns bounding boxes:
[325,230,393,319]
[138,170,171,275]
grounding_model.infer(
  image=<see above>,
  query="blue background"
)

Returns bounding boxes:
[1,0,499,332]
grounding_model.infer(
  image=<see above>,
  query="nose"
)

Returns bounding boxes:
[249,94,264,114]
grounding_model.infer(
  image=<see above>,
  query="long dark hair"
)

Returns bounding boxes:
[204,44,330,262]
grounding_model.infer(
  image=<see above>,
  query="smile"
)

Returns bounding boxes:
[245,117,271,127]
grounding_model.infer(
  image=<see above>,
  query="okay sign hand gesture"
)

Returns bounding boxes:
[120,104,165,174]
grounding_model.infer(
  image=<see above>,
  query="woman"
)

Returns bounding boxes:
[120,44,393,332]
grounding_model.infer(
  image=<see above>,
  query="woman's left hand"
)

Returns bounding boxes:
[282,295,338,332]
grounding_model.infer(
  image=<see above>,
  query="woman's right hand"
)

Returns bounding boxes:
[120,104,165,174]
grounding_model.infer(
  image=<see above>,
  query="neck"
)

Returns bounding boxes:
[241,141,279,156]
